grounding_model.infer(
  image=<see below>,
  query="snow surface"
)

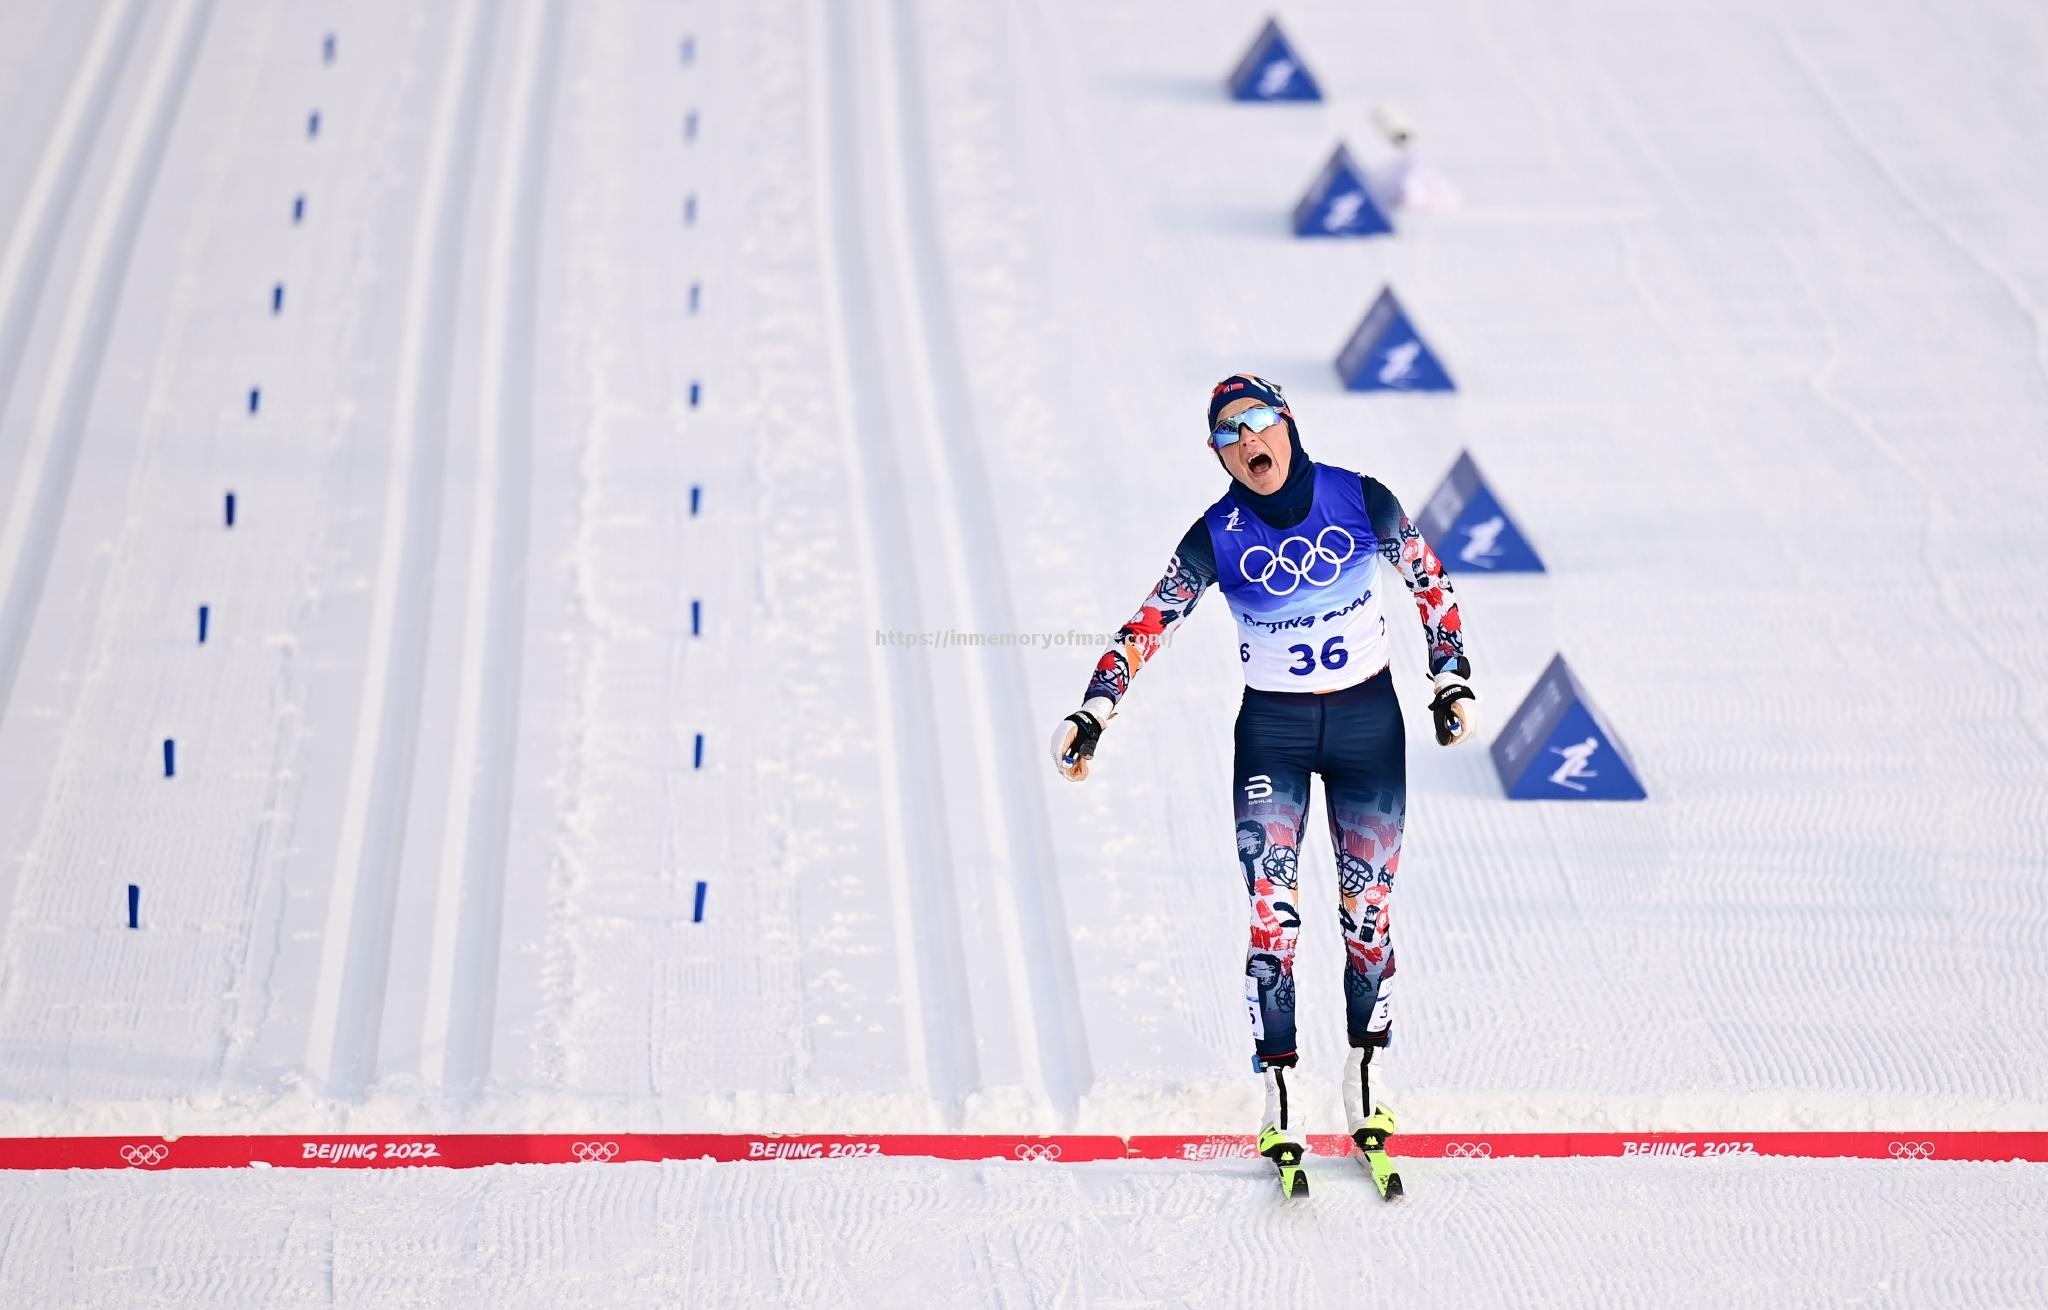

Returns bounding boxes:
[5,1157,2046,1309]
[0,0,2044,1301]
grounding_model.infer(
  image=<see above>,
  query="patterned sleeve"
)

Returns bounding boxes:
[1082,519,1219,708]
[1362,477,1470,679]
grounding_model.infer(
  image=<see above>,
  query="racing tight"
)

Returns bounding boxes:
[1235,664,1405,1067]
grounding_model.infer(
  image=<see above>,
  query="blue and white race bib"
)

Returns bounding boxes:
[1205,466,1390,692]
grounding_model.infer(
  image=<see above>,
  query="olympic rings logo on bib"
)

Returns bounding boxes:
[1239,526,1355,596]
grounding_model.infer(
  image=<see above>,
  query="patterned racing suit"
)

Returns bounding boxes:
[1083,462,1467,1066]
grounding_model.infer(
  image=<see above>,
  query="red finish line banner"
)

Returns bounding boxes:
[2,1131,2042,1172]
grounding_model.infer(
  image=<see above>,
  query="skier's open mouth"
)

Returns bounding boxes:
[1248,452,1274,477]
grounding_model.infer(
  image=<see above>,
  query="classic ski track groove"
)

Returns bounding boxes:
[876,0,1093,1122]
[0,0,145,444]
[812,0,978,1119]
[306,0,497,1096]
[0,0,189,730]
[419,0,561,1091]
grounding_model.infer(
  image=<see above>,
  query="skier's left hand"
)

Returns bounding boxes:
[1429,671,1477,747]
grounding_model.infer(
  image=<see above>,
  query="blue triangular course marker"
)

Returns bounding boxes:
[1417,450,1544,574]
[1491,655,1647,800]
[1334,287,1455,392]
[1292,144,1392,237]
[1227,18,1322,102]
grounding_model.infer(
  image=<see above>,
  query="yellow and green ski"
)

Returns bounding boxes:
[1351,1106,1403,1200]
[1258,1125,1309,1199]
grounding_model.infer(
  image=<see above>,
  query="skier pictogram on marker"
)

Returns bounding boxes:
[1226,18,1322,102]
[1491,655,1646,800]
[1416,451,1544,573]
[1292,144,1393,237]
[1335,287,1455,392]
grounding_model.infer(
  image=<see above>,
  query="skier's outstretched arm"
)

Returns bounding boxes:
[1050,520,1218,781]
[1362,476,1478,746]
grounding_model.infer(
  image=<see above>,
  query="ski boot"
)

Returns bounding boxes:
[1343,1045,1402,1200]
[1258,1058,1309,1199]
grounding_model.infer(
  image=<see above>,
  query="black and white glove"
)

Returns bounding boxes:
[1050,698,1115,781]
[1428,670,1477,747]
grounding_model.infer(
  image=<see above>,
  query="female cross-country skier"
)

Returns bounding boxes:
[1049,373,1477,1199]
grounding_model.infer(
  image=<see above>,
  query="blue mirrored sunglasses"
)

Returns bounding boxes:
[1211,405,1286,448]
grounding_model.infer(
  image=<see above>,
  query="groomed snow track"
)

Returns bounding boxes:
[813,0,1091,1126]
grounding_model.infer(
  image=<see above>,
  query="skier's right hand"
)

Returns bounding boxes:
[1050,699,1114,781]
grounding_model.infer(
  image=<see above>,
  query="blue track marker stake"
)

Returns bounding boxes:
[689,381,700,407]
[224,493,236,527]
[323,34,336,64]
[307,110,320,138]
[690,600,701,636]
[248,387,260,414]
[684,195,696,225]
[685,111,698,141]
[198,605,210,644]
[128,885,139,929]
[681,36,695,65]
[689,485,701,516]
[688,282,700,314]
[292,195,305,223]
[693,881,707,923]
[693,733,704,769]
[271,283,284,314]
[163,740,176,778]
